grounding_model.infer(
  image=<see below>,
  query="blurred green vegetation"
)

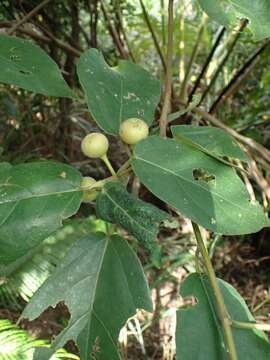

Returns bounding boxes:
[0,1,269,359]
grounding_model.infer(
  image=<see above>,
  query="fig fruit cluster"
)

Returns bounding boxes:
[80,118,149,202]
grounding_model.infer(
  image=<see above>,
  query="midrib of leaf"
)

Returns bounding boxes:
[33,241,110,359]
[102,188,156,238]
[83,237,109,358]
[173,134,246,170]
[113,65,124,128]
[118,75,124,127]
[133,155,250,212]
[111,240,137,310]
[92,309,119,353]
[0,187,79,205]
[89,238,147,356]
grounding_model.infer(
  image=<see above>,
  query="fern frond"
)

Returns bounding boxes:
[0,319,79,360]
[0,217,106,309]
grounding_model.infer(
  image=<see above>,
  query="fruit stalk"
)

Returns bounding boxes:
[101,154,116,176]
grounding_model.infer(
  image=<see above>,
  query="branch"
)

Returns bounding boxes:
[100,0,128,59]
[86,0,99,48]
[36,25,81,57]
[159,0,174,137]
[115,0,136,62]
[199,19,247,106]
[139,0,166,72]
[160,0,166,46]
[193,107,270,165]
[232,320,270,332]
[179,14,207,101]
[8,0,52,35]
[178,6,185,99]
[192,222,238,360]
[188,26,226,102]
[210,40,270,113]
[0,22,81,57]
[249,156,270,201]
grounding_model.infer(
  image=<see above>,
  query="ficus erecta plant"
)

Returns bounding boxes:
[1,3,270,358]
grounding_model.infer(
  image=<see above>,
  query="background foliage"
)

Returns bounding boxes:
[0,0,270,359]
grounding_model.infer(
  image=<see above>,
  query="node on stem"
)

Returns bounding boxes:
[80,176,98,202]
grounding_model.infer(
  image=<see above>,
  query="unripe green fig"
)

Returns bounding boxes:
[119,118,149,145]
[81,133,109,158]
[80,176,98,202]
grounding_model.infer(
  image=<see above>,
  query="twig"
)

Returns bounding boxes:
[139,0,166,72]
[236,160,256,202]
[253,295,270,313]
[179,14,207,101]
[41,26,81,57]
[210,40,270,113]
[188,26,226,102]
[159,0,174,137]
[178,6,185,99]
[8,0,52,35]
[192,107,270,165]
[1,21,81,57]
[115,0,136,62]
[100,0,128,59]
[199,19,247,105]
[0,21,49,41]
[87,0,99,48]
[249,157,270,201]
[192,222,238,360]
[160,0,166,46]
[232,320,270,332]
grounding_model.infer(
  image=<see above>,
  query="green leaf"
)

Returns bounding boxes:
[176,273,270,359]
[168,94,202,122]
[197,0,236,27]
[0,217,106,308]
[0,161,82,265]
[21,233,152,360]
[197,0,270,40]
[231,0,270,40]
[132,136,269,235]
[172,125,249,162]
[0,35,73,97]
[96,181,168,264]
[77,48,161,134]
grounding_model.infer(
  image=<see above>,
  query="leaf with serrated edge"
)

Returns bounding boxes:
[21,233,152,360]
[132,136,269,235]
[0,35,73,97]
[0,161,82,265]
[77,48,160,134]
[96,181,168,263]
[176,273,270,359]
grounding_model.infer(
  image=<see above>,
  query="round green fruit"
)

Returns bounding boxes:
[81,133,109,158]
[80,176,98,202]
[119,118,149,145]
